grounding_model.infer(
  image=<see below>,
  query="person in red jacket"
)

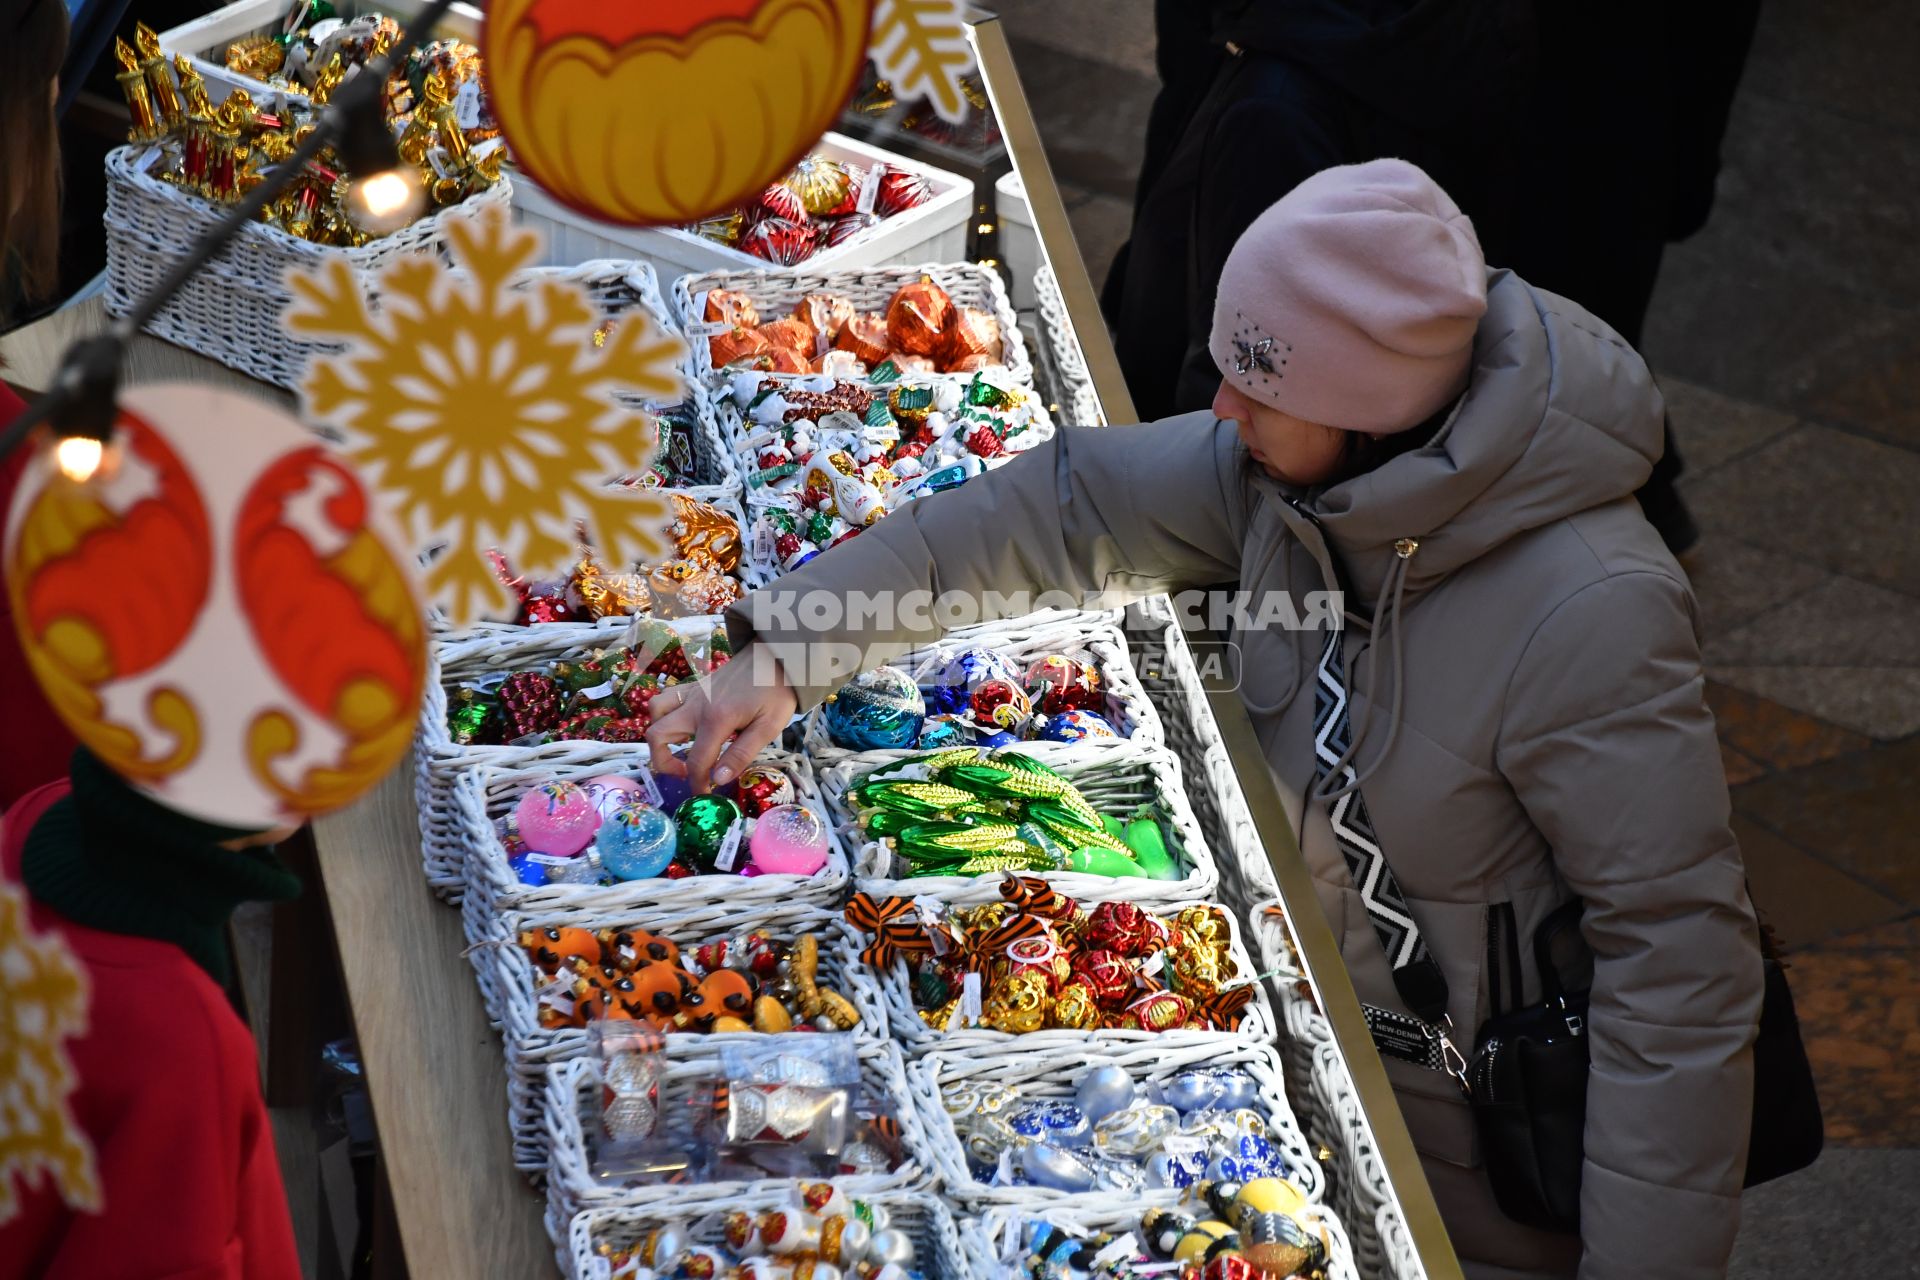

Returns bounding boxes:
[0,748,302,1279]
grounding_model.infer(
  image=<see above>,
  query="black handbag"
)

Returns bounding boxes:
[1307,626,1824,1235]
[1468,902,1826,1233]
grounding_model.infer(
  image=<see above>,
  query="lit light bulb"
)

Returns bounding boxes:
[346,167,427,234]
[53,435,106,483]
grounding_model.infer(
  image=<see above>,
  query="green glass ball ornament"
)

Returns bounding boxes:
[673,793,743,872]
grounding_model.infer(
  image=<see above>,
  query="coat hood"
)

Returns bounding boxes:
[1262,270,1664,601]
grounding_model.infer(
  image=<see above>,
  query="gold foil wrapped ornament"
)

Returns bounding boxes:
[669,494,743,572]
[226,34,285,79]
[982,970,1050,1034]
[941,306,1002,370]
[785,155,854,216]
[885,278,956,356]
[689,211,745,246]
[1050,979,1103,1030]
[647,560,741,618]
[570,546,652,620]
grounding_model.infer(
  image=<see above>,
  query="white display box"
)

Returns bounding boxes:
[513,132,972,280]
[157,0,483,109]
[995,169,1041,312]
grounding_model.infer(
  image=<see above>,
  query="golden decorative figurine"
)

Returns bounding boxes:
[133,24,185,132]
[113,39,164,143]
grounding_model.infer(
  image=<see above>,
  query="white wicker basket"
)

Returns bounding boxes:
[567,1187,972,1280]
[820,740,1221,911]
[1123,609,1283,906]
[541,1038,933,1238]
[1378,1198,1429,1280]
[910,1037,1323,1212]
[961,1195,1359,1280]
[414,616,727,898]
[856,887,1272,1059]
[470,900,887,1170]
[453,745,849,931]
[1033,264,1107,429]
[102,144,514,389]
[799,613,1165,765]
[672,260,1035,391]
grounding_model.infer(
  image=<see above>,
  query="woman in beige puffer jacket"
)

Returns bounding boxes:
[649,159,1764,1280]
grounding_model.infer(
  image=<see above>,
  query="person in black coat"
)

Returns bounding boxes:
[1102,0,1762,553]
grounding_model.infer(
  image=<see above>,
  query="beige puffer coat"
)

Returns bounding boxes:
[731,270,1764,1279]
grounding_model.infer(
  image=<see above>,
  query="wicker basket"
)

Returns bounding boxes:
[1033,265,1107,428]
[414,616,730,899]
[102,144,514,389]
[1377,1198,1429,1280]
[469,899,887,1170]
[961,1195,1359,1280]
[1123,608,1283,906]
[799,613,1165,765]
[910,1037,1323,1213]
[819,740,1221,912]
[452,745,849,931]
[541,1038,933,1238]
[857,885,1272,1059]
[566,1187,972,1280]
[672,261,1034,390]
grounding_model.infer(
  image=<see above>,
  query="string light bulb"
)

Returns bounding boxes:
[335,70,427,234]
[347,166,427,233]
[53,434,106,483]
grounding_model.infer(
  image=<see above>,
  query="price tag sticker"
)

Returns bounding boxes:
[751,519,777,564]
[1140,950,1166,979]
[959,971,984,1025]
[713,818,745,871]
[632,768,664,807]
[913,895,951,955]
[577,679,616,701]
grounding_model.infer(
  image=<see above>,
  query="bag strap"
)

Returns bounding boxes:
[1313,626,1458,1031]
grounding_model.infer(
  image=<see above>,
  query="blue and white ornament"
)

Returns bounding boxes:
[594,800,677,880]
[1158,1067,1261,1114]
[1009,1100,1092,1148]
[1033,709,1120,743]
[921,646,1021,715]
[1206,1132,1292,1183]
[1074,1065,1136,1122]
[823,666,926,750]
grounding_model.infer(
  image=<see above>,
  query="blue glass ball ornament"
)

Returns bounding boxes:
[921,646,1022,716]
[823,666,926,751]
[594,800,677,880]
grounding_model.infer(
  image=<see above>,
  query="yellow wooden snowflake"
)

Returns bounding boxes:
[284,205,687,625]
[870,0,975,125]
[0,875,99,1221]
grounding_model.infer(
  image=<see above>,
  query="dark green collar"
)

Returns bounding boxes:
[22,753,302,984]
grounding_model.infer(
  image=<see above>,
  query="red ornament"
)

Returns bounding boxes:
[746,182,807,226]
[963,422,1006,459]
[873,166,931,217]
[967,678,1029,734]
[664,861,698,880]
[1086,901,1158,957]
[734,766,796,817]
[1200,1256,1262,1280]
[497,671,563,739]
[821,211,880,247]
[1070,948,1133,1009]
[743,216,819,266]
[1115,989,1194,1033]
[774,531,804,561]
[1023,654,1104,715]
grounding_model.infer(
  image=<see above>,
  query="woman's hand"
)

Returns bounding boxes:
[645,642,798,793]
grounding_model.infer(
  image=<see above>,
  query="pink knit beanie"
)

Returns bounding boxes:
[1209,159,1487,434]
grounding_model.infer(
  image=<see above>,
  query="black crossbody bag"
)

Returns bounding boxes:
[1310,626,1824,1234]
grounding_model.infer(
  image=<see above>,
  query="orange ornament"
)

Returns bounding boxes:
[833,314,890,365]
[940,306,1002,371]
[704,288,761,329]
[792,292,855,343]
[885,279,955,356]
[484,0,876,226]
[709,325,773,368]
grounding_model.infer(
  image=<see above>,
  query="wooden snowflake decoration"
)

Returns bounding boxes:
[285,205,687,625]
[870,0,975,125]
[0,876,98,1220]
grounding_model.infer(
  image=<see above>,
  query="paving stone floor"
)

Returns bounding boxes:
[988,0,1920,1273]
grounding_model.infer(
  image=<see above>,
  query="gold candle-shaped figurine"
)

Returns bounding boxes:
[206,98,245,202]
[396,72,445,167]
[174,55,215,192]
[113,38,164,143]
[133,23,185,132]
